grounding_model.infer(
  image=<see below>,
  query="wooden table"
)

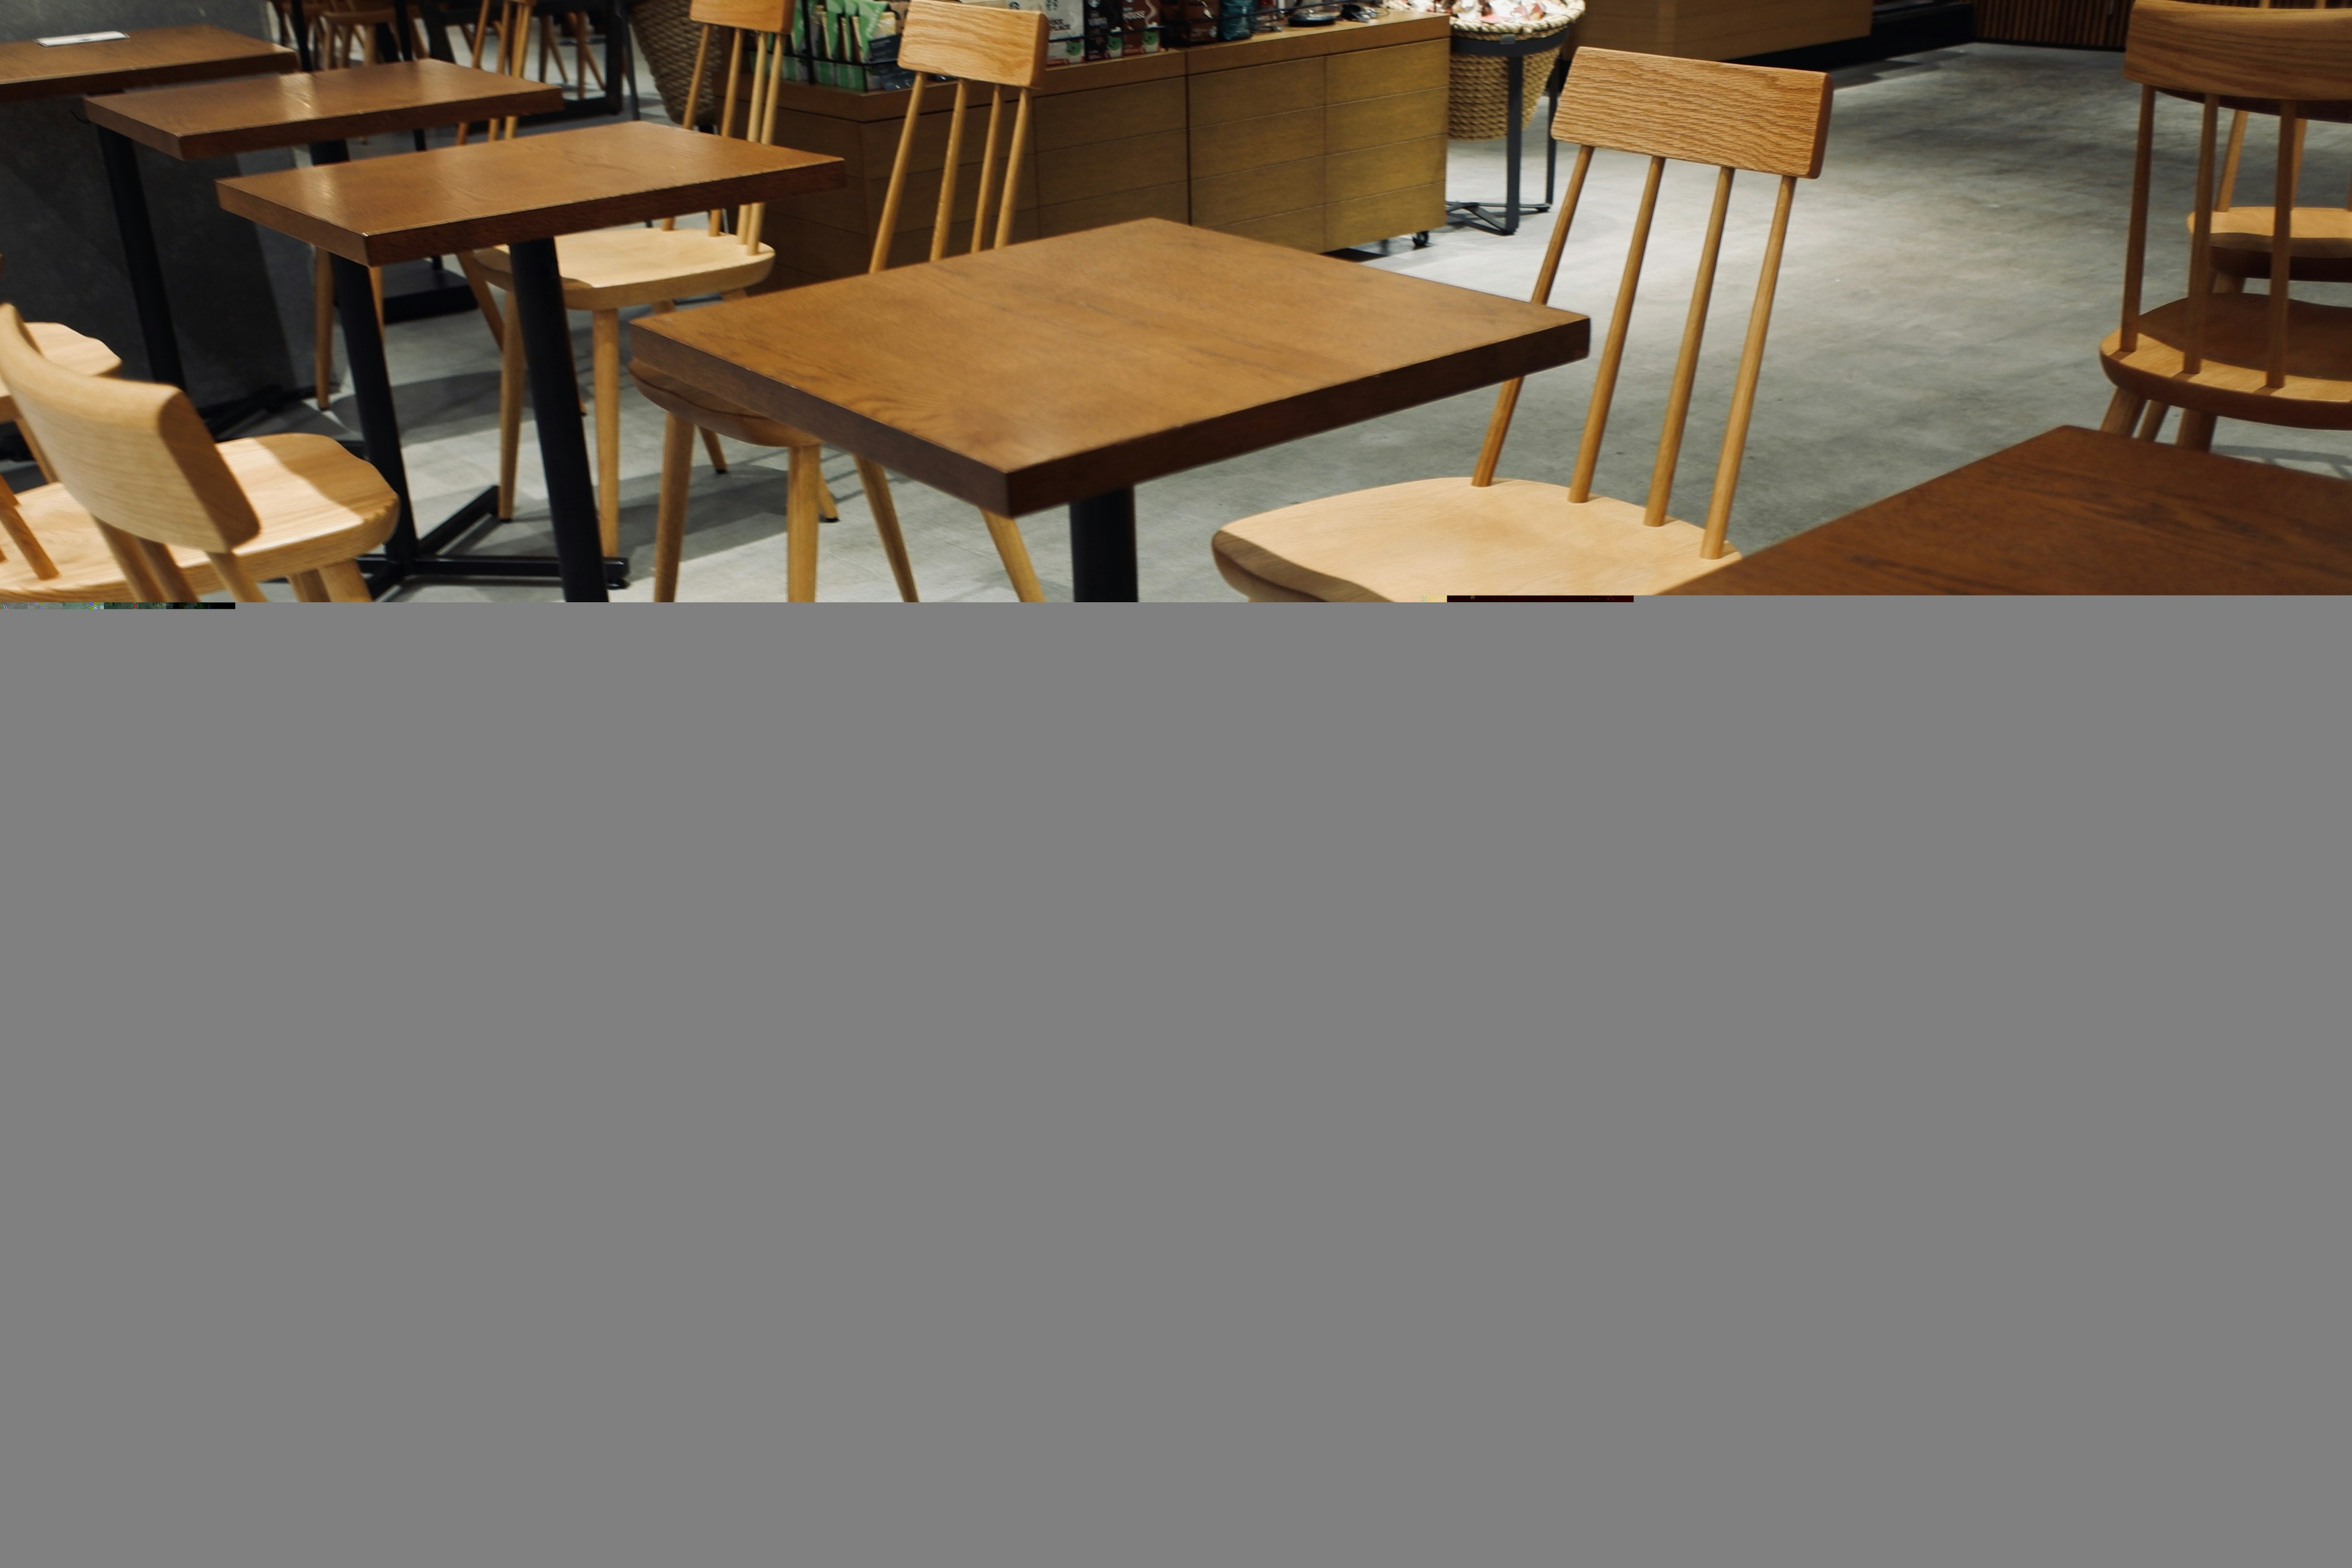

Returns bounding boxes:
[219,121,848,600]
[0,24,292,104]
[1668,427,2352,594]
[90,61,564,598]
[629,219,1591,600]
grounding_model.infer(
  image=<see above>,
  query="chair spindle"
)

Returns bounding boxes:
[1569,155,1665,504]
[1699,175,1798,561]
[1645,164,1736,529]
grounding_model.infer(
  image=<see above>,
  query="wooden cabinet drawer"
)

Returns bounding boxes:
[1188,57,1325,126]
[1033,77,1186,152]
[1190,106,1322,178]
[1325,87,1447,153]
[1323,137,1444,203]
[1326,183,1444,251]
[1190,157,1324,228]
[1210,206,1327,252]
[1037,181,1190,236]
[1037,129,1188,205]
[1326,39,1447,103]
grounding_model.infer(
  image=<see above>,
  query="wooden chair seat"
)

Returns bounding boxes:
[472,227,777,312]
[1213,478,1744,601]
[1,434,397,601]
[2199,206,2352,281]
[630,355,814,448]
[2101,295,2352,428]
[0,322,121,426]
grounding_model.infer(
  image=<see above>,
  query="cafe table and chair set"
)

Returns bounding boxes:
[4,0,2350,602]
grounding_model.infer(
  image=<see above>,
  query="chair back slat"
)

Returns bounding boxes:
[1551,48,1831,179]
[1645,165,1736,528]
[931,78,972,263]
[2184,94,2220,372]
[897,0,1049,89]
[2125,0,2352,103]
[1472,143,1593,484]
[2121,86,2156,352]
[1699,175,1799,560]
[2269,103,2301,387]
[1569,155,1665,504]
[0,306,260,558]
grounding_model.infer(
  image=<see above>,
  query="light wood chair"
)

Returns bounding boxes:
[1210,48,1833,601]
[469,0,796,559]
[0,306,399,603]
[2101,0,2352,453]
[0,255,126,580]
[628,0,1050,601]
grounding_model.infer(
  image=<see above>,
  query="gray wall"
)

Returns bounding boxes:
[2,2,312,411]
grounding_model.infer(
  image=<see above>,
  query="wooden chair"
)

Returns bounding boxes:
[628,0,1050,601]
[0,255,124,581]
[0,306,398,603]
[1210,49,1832,601]
[2100,0,2352,453]
[469,0,797,560]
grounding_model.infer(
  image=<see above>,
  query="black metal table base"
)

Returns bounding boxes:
[1445,34,1570,239]
[1069,489,1138,602]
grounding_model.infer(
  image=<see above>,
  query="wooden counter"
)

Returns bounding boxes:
[1573,0,1872,61]
[758,14,1450,287]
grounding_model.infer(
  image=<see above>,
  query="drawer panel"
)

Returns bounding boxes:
[1325,183,1445,251]
[1324,87,1448,153]
[1190,157,1324,228]
[1188,57,1324,126]
[1189,105,1322,178]
[1033,77,1186,153]
[1036,181,1189,236]
[1326,39,1447,103]
[1211,206,1328,253]
[1323,136,1446,203]
[1037,129,1188,205]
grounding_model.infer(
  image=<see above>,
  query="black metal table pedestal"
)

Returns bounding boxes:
[504,236,614,601]
[96,126,187,391]
[1446,30,1572,239]
[1070,489,1138,602]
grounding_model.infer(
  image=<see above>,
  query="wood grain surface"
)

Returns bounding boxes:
[214,119,845,266]
[1552,47,1833,179]
[2101,296,2352,429]
[0,24,293,104]
[629,217,1589,516]
[897,1,1049,92]
[85,61,564,160]
[2125,0,2352,106]
[1667,427,2352,595]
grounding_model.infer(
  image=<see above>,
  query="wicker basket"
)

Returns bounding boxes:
[630,0,718,128]
[1446,21,1572,142]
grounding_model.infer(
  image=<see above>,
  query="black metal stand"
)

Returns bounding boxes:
[96,126,187,390]
[1070,489,1138,602]
[1446,31,1571,238]
[505,235,616,601]
[306,141,623,598]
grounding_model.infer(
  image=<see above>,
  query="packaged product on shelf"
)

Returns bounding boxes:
[1218,0,1252,40]
[1162,0,1218,43]
[1121,0,1162,55]
[1031,0,1088,64]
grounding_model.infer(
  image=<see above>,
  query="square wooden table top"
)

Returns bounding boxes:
[214,119,847,266]
[1669,427,2352,595]
[85,59,564,160]
[628,219,1593,517]
[0,24,293,104]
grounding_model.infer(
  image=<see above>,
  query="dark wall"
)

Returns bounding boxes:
[1,2,312,409]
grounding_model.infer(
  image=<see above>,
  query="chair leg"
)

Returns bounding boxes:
[2177,410,2218,452]
[592,311,622,557]
[314,248,336,409]
[786,443,823,602]
[288,569,331,601]
[2100,387,2147,435]
[702,428,728,474]
[818,472,840,522]
[856,458,918,601]
[981,510,1046,602]
[2133,402,2171,442]
[320,560,374,601]
[458,251,503,350]
[655,413,695,601]
[497,289,525,519]
[371,266,385,331]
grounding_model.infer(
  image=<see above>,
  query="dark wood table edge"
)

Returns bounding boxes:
[214,153,850,268]
[83,72,567,160]
[0,39,296,105]
[628,318,1594,517]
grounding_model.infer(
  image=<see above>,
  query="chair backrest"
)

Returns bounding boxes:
[1474,48,1832,562]
[870,1,1051,271]
[0,305,270,602]
[2119,0,2352,391]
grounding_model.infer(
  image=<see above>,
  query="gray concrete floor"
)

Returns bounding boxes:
[161,45,2352,598]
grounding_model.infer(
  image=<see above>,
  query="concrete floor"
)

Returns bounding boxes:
[73,43,2352,599]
